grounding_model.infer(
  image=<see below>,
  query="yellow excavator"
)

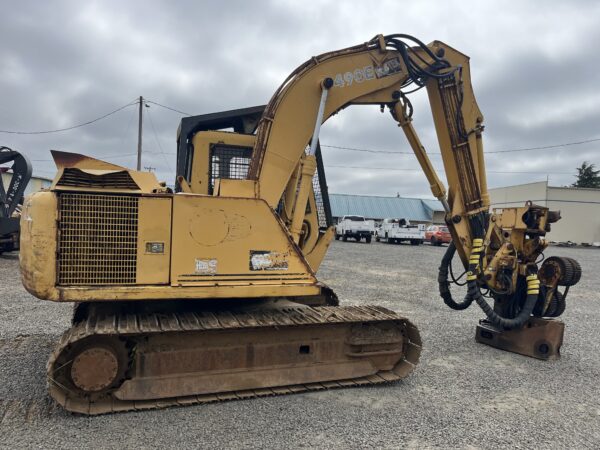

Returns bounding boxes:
[20,34,581,415]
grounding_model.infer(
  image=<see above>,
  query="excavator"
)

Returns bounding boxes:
[20,34,581,415]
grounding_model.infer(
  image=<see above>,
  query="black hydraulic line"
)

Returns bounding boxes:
[468,280,537,330]
[439,227,537,329]
[372,34,457,87]
[468,213,487,238]
[437,242,474,310]
[449,258,467,286]
[382,34,458,88]
[384,34,450,72]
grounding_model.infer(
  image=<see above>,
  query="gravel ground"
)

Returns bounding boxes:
[1,243,599,449]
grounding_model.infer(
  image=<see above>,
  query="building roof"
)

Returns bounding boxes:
[421,199,445,213]
[329,193,443,222]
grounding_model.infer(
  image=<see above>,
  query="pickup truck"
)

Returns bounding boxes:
[375,218,425,245]
[335,215,375,243]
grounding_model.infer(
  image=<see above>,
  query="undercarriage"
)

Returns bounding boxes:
[48,300,421,415]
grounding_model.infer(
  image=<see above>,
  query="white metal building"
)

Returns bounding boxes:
[489,181,600,244]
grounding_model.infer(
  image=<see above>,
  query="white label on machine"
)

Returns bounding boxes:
[195,258,218,275]
[250,251,289,271]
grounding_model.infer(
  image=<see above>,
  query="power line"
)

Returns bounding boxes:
[111,103,599,158]
[322,144,413,154]
[490,137,600,153]
[326,164,572,175]
[145,100,192,116]
[0,100,137,135]
[146,106,173,172]
[137,100,600,155]
[6,95,595,178]
[322,136,600,155]
[4,94,599,157]
[119,100,138,150]
[140,99,600,155]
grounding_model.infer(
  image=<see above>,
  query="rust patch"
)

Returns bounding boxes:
[475,317,564,360]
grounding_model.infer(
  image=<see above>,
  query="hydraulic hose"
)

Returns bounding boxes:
[467,279,538,329]
[381,34,458,89]
[465,238,540,329]
[438,242,474,310]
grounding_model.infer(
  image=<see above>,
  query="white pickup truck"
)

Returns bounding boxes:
[375,218,425,245]
[335,215,375,243]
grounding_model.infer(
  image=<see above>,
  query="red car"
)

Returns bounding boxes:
[425,225,452,246]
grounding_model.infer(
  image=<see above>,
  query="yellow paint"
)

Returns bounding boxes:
[19,191,58,300]
[136,197,172,284]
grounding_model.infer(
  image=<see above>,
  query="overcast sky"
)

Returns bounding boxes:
[1,0,599,199]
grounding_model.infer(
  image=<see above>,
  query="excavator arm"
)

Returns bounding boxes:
[251,34,581,358]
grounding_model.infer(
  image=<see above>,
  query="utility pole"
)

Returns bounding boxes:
[137,96,143,171]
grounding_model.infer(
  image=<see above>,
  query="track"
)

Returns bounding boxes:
[47,304,421,415]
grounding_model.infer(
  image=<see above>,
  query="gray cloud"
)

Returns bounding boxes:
[1,0,598,197]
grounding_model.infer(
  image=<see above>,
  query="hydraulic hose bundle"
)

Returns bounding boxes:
[373,34,460,94]
[438,238,540,329]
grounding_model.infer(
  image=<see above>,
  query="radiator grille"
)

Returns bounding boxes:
[57,193,139,285]
[57,168,140,190]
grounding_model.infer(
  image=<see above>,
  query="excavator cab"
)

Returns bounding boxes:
[175,106,334,255]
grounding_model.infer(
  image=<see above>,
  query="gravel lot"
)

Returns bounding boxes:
[1,242,599,449]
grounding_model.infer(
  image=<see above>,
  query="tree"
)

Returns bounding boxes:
[572,161,600,188]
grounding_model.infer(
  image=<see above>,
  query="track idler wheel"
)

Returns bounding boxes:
[51,336,130,400]
[539,256,582,287]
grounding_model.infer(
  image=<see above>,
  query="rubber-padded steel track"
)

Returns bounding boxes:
[47,305,421,415]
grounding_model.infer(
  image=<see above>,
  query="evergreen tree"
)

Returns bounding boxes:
[572,161,600,188]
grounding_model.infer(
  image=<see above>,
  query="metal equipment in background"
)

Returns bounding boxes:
[0,147,32,254]
[19,33,581,415]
